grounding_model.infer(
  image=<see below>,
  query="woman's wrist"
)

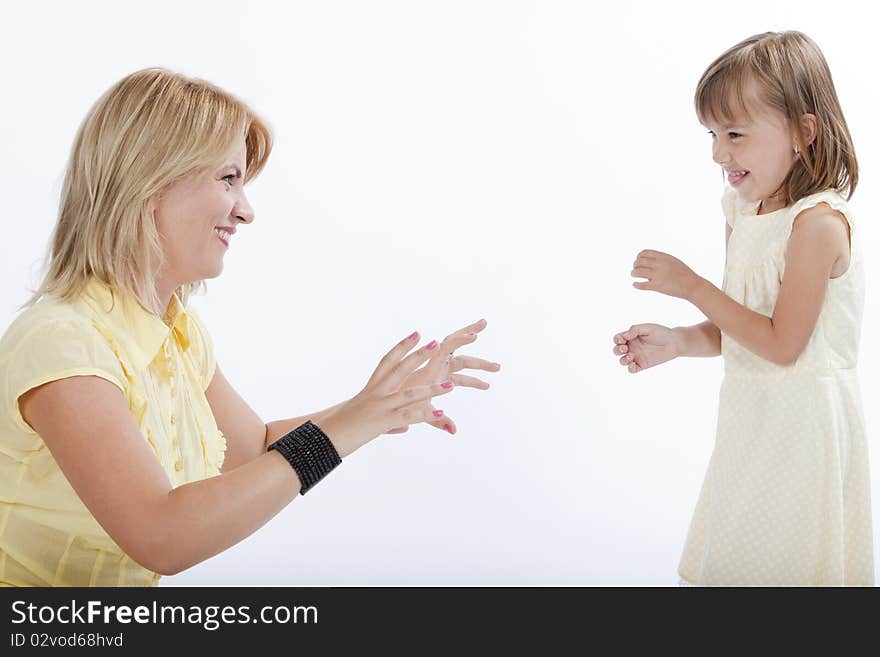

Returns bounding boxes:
[267,421,342,494]
[314,412,368,459]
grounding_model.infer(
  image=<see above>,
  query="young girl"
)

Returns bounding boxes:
[611,31,872,586]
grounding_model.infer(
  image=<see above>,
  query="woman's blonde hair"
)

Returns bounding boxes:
[22,67,272,315]
[695,31,857,204]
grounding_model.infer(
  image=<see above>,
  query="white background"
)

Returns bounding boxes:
[2,1,878,585]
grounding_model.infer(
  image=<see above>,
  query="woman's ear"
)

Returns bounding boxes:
[799,113,818,148]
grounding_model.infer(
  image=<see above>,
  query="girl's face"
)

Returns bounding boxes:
[154,138,253,286]
[703,98,798,214]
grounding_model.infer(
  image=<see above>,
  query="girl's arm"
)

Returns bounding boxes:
[672,221,731,358]
[673,320,721,357]
[685,205,849,365]
[616,221,729,370]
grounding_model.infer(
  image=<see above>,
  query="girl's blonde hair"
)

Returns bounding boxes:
[22,67,272,315]
[695,31,857,204]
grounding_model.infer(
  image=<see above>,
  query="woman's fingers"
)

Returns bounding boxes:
[366,331,421,387]
[422,339,473,380]
[448,318,488,338]
[422,319,489,378]
[449,356,501,374]
[394,380,455,412]
[380,339,441,392]
[386,426,409,434]
[450,373,490,390]
[402,403,457,435]
[428,417,457,435]
[423,331,479,378]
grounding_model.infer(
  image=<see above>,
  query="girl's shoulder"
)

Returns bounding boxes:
[788,188,852,222]
[787,191,855,263]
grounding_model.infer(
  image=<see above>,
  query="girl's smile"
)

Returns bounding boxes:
[725,168,749,187]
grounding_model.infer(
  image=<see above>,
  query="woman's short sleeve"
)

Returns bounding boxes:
[185,306,216,390]
[1,319,127,436]
[721,185,738,228]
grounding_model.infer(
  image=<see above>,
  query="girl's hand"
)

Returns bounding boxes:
[389,319,501,436]
[318,332,457,457]
[631,250,703,300]
[612,324,680,373]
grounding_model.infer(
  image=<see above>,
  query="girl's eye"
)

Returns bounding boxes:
[728,132,742,139]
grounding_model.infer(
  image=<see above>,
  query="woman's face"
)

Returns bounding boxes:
[154,138,253,287]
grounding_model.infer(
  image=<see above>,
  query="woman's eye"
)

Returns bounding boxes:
[222,174,236,185]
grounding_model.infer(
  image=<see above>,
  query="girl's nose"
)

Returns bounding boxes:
[712,141,730,166]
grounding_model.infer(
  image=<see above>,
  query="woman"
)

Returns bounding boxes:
[0,68,499,586]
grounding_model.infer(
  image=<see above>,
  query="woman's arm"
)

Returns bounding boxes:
[211,320,497,470]
[18,336,451,576]
[205,365,343,472]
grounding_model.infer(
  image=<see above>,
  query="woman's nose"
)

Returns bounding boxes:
[234,192,255,224]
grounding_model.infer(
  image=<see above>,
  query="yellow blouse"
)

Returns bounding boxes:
[0,276,225,586]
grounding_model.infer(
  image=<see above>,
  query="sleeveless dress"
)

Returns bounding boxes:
[677,186,874,586]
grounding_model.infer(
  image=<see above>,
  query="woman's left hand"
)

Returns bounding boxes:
[631,249,703,300]
[387,318,500,436]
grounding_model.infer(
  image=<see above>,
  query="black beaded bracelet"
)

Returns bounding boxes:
[267,421,342,494]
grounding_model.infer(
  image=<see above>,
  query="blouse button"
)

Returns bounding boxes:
[174,460,183,472]
[170,413,176,426]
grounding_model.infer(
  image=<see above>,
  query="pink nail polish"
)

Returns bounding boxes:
[441,380,453,389]
[433,409,444,417]
[444,423,453,434]
[426,340,438,350]
[407,331,419,340]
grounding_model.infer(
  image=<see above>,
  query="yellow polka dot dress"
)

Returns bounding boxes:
[678,186,874,586]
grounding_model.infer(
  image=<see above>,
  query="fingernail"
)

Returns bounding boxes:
[433,409,444,417]
[466,332,476,338]
[444,423,454,434]
[426,340,438,350]
[441,380,454,389]
[407,331,419,340]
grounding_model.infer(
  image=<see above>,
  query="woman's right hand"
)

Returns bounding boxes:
[612,323,680,374]
[318,332,456,457]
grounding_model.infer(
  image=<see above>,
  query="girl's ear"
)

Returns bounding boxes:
[798,113,818,148]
